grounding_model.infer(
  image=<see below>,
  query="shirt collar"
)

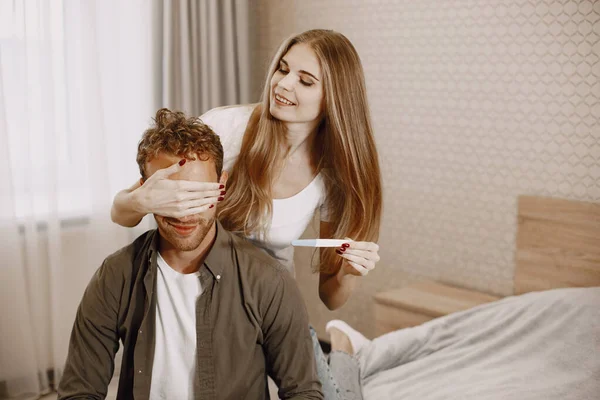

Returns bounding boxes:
[203,220,229,281]
[146,228,160,264]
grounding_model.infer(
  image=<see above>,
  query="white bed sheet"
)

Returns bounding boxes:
[359,287,600,400]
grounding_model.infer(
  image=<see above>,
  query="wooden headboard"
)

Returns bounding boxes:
[514,195,600,294]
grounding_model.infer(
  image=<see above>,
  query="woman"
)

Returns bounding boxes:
[112,29,381,399]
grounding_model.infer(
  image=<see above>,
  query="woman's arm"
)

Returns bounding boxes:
[111,160,224,227]
[318,265,359,311]
[111,180,145,227]
[318,221,357,310]
[318,221,380,310]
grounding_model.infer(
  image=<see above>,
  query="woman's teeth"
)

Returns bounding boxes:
[276,94,294,105]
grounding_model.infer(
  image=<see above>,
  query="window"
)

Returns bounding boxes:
[1,0,156,221]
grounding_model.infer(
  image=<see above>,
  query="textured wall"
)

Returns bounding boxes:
[250,0,600,338]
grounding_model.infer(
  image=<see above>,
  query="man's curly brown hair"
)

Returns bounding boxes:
[137,108,223,179]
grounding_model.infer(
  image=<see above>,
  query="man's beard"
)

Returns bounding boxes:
[156,215,215,252]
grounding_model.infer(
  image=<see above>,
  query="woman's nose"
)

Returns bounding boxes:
[277,73,294,91]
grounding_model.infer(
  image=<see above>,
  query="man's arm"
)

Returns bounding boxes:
[262,270,324,400]
[58,260,121,400]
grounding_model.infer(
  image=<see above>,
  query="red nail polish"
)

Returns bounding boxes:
[335,249,342,255]
[179,159,186,166]
[218,196,224,201]
[342,243,350,248]
[220,191,226,195]
[209,204,214,209]
[339,247,346,252]
[219,184,225,189]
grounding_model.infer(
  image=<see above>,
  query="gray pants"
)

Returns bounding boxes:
[310,326,363,400]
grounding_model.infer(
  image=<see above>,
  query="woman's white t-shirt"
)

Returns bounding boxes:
[200,104,330,277]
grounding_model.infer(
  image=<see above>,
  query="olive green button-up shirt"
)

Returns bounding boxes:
[58,222,323,400]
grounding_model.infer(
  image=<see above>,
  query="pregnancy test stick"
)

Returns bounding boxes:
[293,239,367,275]
[291,239,348,247]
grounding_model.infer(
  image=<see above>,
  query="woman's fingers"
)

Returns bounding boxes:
[134,158,226,217]
[335,238,380,276]
[336,257,368,276]
[177,197,221,211]
[158,197,221,218]
[347,260,369,276]
[172,188,224,202]
[169,204,215,218]
[341,248,380,264]
[148,159,185,180]
[172,180,223,192]
[338,252,376,271]
[146,177,222,193]
[145,160,223,192]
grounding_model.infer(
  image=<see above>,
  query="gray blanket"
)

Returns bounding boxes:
[359,287,600,400]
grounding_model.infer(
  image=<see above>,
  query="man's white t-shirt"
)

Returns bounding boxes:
[149,252,203,400]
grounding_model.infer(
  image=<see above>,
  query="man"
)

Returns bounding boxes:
[58,108,323,400]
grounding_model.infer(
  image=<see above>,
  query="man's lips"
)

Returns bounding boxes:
[168,222,197,235]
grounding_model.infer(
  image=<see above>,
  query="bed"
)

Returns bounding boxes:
[359,196,600,400]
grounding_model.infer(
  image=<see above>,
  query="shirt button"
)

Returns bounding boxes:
[216,274,221,280]
[138,370,142,374]
[139,330,142,334]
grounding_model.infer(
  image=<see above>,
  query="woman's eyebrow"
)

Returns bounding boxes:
[280,58,320,81]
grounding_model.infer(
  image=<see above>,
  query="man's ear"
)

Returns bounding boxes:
[219,171,228,186]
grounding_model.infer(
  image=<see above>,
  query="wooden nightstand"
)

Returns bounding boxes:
[373,280,501,336]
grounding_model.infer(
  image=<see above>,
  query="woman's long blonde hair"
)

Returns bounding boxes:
[218,29,382,273]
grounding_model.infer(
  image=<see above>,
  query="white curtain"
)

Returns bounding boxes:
[0,1,157,398]
[158,0,251,116]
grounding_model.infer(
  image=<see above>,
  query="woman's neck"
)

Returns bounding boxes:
[282,120,320,159]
